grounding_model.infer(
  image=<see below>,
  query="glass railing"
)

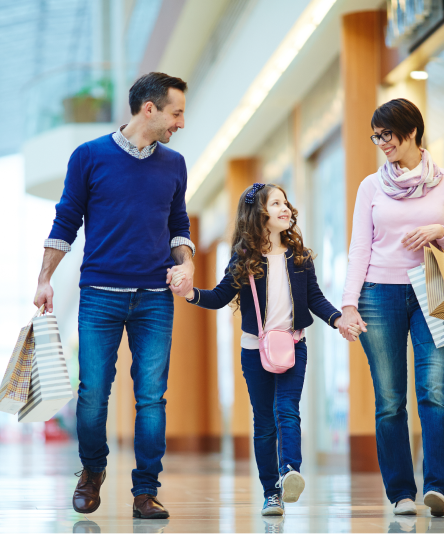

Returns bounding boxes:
[23,65,114,140]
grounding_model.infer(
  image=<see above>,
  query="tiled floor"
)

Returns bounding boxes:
[0,442,440,533]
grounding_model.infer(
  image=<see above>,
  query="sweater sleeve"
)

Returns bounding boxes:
[341,179,375,309]
[187,255,239,310]
[48,145,91,245]
[306,259,342,328]
[168,157,191,241]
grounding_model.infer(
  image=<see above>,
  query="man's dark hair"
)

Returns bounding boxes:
[371,98,424,147]
[129,72,187,115]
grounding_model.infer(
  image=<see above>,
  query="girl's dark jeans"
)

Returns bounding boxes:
[241,341,307,497]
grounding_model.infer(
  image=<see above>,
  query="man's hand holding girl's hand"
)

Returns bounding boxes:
[337,306,367,342]
[167,267,194,299]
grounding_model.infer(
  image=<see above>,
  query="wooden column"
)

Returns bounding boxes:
[166,216,221,451]
[341,11,381,472]
[226,158,260,458]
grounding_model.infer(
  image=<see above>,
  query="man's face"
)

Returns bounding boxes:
[149,88,186,144]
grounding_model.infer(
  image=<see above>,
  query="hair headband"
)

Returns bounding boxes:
[245,183,266,205]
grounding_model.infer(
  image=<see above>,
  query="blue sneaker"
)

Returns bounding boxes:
[261,494,284,516]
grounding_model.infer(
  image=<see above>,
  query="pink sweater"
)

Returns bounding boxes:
[342,169,444,309]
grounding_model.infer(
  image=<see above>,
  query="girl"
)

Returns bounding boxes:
[170,183,361,516]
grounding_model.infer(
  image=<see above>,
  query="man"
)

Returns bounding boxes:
[34,72,194,519]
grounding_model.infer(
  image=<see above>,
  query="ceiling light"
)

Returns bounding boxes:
[410,70,428,80]
[186,0,338,202]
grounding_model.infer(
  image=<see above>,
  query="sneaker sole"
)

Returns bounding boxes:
[133,509,170,519]
[393,506,417,516]
[261,507,284,516]
[282,472,305,503]
[424,493,444,517]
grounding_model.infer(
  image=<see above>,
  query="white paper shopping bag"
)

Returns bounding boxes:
[18,313,73,423]
[408,264,444,349]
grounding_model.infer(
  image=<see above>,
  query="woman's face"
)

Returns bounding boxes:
[373,126,417,165]
[265,188,291,234]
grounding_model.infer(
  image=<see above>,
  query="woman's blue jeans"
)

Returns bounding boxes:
[241,341,307,498]
[358,282,444,503]
[76,287,174,497]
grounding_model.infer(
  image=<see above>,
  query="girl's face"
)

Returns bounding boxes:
[265,188,291,234]
[373,126,417,165]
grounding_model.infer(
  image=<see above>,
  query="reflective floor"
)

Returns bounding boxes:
[0,442,441,533]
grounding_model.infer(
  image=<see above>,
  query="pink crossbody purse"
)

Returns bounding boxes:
[249,274,301,374]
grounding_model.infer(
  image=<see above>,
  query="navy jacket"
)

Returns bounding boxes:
[188,249,342,336]
[48,135,190,289]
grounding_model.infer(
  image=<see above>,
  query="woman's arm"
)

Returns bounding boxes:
[342,180,375,309]
[338,180,374,339]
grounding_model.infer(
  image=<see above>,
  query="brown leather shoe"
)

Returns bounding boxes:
[73,467,106,514]
[133,494,169,519]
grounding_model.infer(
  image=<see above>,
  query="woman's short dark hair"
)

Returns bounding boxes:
[129,72,187,115]
[371,98,424,146]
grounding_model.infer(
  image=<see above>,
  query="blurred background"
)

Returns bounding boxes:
[0,0,443,524]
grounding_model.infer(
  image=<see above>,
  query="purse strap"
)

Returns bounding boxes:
[249,275,264,339]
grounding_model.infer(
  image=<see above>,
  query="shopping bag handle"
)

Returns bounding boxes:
[28,305,46,325]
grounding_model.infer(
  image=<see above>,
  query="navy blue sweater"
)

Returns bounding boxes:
[188,249,342,336]
[48,134,191,289]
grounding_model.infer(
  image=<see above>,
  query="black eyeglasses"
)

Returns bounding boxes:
[370,130,392,145]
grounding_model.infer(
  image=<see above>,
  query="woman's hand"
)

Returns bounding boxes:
[337,306,367,342]
[347,323,362,342]
[402,224,444,252]
[334,318,361,340]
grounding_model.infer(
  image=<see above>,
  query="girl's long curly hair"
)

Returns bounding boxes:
[230,184,314,309]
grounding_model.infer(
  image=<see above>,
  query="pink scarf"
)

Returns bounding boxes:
[378,148,443,200]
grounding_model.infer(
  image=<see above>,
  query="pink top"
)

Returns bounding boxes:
[342,164,444,309]
[241,253,304,349]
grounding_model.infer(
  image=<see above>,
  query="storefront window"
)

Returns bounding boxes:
[426,50,444,167]
[309,132,349,459]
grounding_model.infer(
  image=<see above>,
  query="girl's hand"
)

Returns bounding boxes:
[337,307,367,342]
[402,224,444,251]
[347,323,362,342]
[168,268,186,287]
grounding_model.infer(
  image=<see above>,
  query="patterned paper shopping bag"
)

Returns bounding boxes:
[18,313,73,423]
[424,244,444,319]
[0,306,46,414]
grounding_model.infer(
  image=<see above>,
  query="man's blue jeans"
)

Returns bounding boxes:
[241,341,307,498]
[76,287,174,497]
[358,282,444,503]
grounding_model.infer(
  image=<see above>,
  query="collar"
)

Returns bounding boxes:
[112,124,157,160]
[261,248,293,263]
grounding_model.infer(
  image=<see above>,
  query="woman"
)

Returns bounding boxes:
[338,98,444,517]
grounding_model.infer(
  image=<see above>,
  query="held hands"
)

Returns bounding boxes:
[402,224,444,252]
[337,306,368,342]
[166,262,194,298]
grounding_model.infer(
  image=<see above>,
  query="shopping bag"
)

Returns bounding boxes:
[424,244,444,319]
[18,312,73,423]
[408,263,444,348]
[0,305,45,414]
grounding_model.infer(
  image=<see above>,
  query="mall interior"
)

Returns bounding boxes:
[1,0,444,532]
